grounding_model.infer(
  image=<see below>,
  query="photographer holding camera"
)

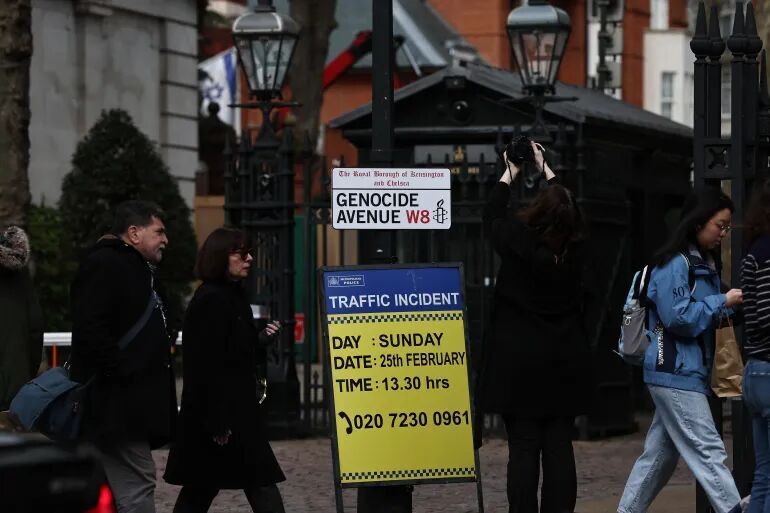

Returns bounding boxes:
[164,227,286,513]
[478,138,591,513]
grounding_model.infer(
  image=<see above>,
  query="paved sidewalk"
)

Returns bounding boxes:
[153,422,714,513]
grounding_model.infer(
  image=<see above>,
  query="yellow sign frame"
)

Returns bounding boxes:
[319,264,482,498]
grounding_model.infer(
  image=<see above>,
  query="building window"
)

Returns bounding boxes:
[651,0,669,30]
[661,72,674,119]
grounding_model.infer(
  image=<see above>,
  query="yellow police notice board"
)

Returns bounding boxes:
[319,264,479,487]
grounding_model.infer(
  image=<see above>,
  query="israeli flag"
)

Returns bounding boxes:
[198,48,240,133]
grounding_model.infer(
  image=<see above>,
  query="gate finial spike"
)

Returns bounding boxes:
[747,2,758,36]
[708,5,721,39]
[728,2,748,55]
[694,2,706,38]
[733,2,745,37]
[745,2,763,56]
[705,5,726,58]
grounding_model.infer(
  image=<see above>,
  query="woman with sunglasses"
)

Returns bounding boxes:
[164,227,286,513]
[618,189,742,513]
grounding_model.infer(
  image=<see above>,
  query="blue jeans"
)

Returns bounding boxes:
[618,385,740,513]
[744,358,770,513]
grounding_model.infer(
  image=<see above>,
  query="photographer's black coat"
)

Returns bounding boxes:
[477,181,593,418]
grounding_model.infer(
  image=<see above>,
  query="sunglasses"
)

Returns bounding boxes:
[230,247,254,259]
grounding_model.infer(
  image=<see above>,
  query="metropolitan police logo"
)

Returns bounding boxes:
[327,275,365,287]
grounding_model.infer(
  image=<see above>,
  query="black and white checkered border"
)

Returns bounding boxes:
[341,467,475,481]
[328,312,463,324]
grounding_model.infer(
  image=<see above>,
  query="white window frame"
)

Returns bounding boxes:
[661,71,675,119]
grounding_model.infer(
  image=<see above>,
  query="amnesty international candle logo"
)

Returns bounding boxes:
[432,199,448,224]
[320,265,478,487]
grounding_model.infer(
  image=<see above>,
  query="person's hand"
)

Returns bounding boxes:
[264,321,281,337]
[725,289,743,308]
[213,428,232,446]
[258,320,282,346]
[500,150,517,184]
[531,141,546,170]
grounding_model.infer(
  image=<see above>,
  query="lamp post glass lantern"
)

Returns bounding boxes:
[506,0,571,94]
[232,0,300,99]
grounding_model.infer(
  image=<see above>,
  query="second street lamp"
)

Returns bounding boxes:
[506,0,571,95]
[505,0,575,141]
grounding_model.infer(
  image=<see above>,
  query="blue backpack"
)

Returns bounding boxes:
[10,292,158,441]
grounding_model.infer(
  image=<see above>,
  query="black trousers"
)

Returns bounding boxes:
[502,416,577,513]
[172,484,286,513]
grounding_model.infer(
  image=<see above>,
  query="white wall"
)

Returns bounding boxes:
[643,29,694,127]
[29,0,198,207]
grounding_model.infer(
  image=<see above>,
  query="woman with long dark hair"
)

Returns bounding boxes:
[164,227,286,513]
[479,141,590,513]
[618,188,742,513]
[740,179,770,513]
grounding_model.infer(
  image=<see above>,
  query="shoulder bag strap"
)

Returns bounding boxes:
[117,291,158,350]
[63,290,158,376]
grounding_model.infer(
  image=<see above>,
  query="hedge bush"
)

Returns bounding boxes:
[59,109,197,331]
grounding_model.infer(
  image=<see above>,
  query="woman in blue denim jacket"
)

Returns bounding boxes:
[619,189,743,513]
[741,179,770,513]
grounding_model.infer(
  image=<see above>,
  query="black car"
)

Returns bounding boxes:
[0,431,112,513]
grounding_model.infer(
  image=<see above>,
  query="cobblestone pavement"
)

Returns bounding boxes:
[154,416,720,513]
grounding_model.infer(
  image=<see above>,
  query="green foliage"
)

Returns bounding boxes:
[59,109,197,331]
[27,204,76,331]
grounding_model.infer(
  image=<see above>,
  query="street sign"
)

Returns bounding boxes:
[319,264,479,488]
[331,167,451,230]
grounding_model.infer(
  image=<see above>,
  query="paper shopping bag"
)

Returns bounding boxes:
[710,321,744,398]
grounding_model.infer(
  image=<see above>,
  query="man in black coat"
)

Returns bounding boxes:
[70,200,177,513]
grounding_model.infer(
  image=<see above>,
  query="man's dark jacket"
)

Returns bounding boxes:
[69,237,176,449]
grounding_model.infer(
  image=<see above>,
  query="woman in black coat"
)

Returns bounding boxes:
[478,141,592,513]
[164,227,286,513]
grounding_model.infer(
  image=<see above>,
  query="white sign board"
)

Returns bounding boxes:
[332,168,451,230]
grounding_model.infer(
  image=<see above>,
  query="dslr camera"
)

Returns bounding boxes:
[503,135,535,167]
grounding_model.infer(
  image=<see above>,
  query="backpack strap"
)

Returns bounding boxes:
[635,265,651,304]
[679,252,696,293]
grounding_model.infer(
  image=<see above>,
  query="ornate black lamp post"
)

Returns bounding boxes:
[232,0,300,139]
[226,0,302,435]
[506,0,574,140]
